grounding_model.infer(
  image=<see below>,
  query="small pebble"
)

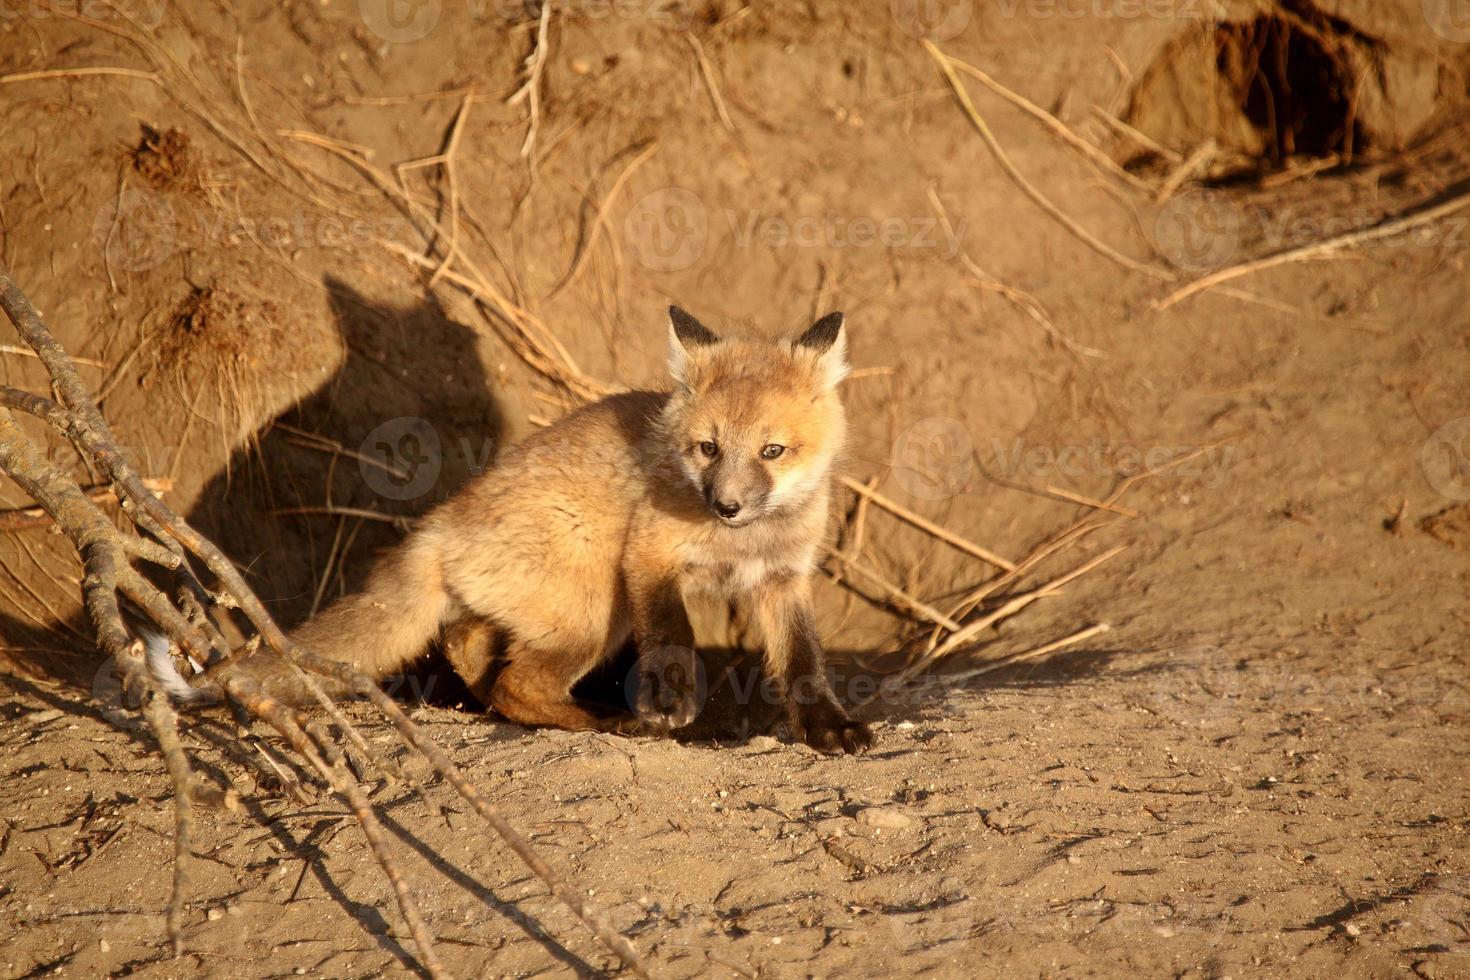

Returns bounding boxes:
[856,805,914,830]
[98,940,109,953]
[206,908,224,921]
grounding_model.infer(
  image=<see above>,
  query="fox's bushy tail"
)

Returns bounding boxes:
[146,530,451,705]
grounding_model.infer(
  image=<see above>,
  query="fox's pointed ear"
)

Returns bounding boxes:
[667,306,719,387]
[795,312,848,390]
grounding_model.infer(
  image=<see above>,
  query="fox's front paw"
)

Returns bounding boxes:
[629,646,706,731]
[789,700,872,754]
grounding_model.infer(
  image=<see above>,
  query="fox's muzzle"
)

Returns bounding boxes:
[703,457,770,523]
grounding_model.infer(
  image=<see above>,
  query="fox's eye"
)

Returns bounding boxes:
[760,444,785,460]
[698,441,719,458]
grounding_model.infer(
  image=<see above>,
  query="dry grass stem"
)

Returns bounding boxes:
[841,475,1014,570]
[924,41,1174,281]
[826,547,963,631]
[927,188,1104,358]
[1155,186,1470,309]
[507,2,552,162]
[945,55,1151,192]
[1091,106,1182,164]
[686,33,737,135]
[545,141,657,301]
[1042,483,1140,518]
[0,66,159,84]
[912,544,1126,671]
[948,622,1111,680]
[1154,138,1218,204]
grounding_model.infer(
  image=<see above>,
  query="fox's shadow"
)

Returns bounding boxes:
[0,275,503,686]
[187,274,504,632]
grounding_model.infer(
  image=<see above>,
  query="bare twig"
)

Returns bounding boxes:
[226,675,448,979]
[544,141,657,302]
[944,55,1150,192]
[923,41,1173,281]
[1091,106,1182,164]
[0,66,159,84]
[0,469,171,532]
[926,188,1104,358]
[507,1,552,163]
[686,33,737,135]
[1041,483,1139,518]
[841,475,1014,571]
[947,622,1111,680]
[909,544,1126,673]
[1155,139,1217,204]
[825,547,963,632]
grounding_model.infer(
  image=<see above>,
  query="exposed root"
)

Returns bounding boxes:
[0,268,654,979]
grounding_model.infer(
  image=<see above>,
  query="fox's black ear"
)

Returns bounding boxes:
[796,312,844,353]
[794,312,849,390]
[667,306,719,388]
[669,306,720,348]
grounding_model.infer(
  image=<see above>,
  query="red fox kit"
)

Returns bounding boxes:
[151,307,870,753]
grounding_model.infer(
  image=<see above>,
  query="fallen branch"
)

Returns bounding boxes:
[0,471,171,531]
[0,267,653,980]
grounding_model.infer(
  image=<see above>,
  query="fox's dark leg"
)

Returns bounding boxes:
[488,638,614,732]
[442,617,500,706]
[626,575,704,731]
[755,576,872,754]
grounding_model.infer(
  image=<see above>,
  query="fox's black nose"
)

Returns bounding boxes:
[714,500,742,519]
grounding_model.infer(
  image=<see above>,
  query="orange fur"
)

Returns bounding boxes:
[222,308,871,752]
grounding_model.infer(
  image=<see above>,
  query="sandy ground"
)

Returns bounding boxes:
[1,1,1469,977]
